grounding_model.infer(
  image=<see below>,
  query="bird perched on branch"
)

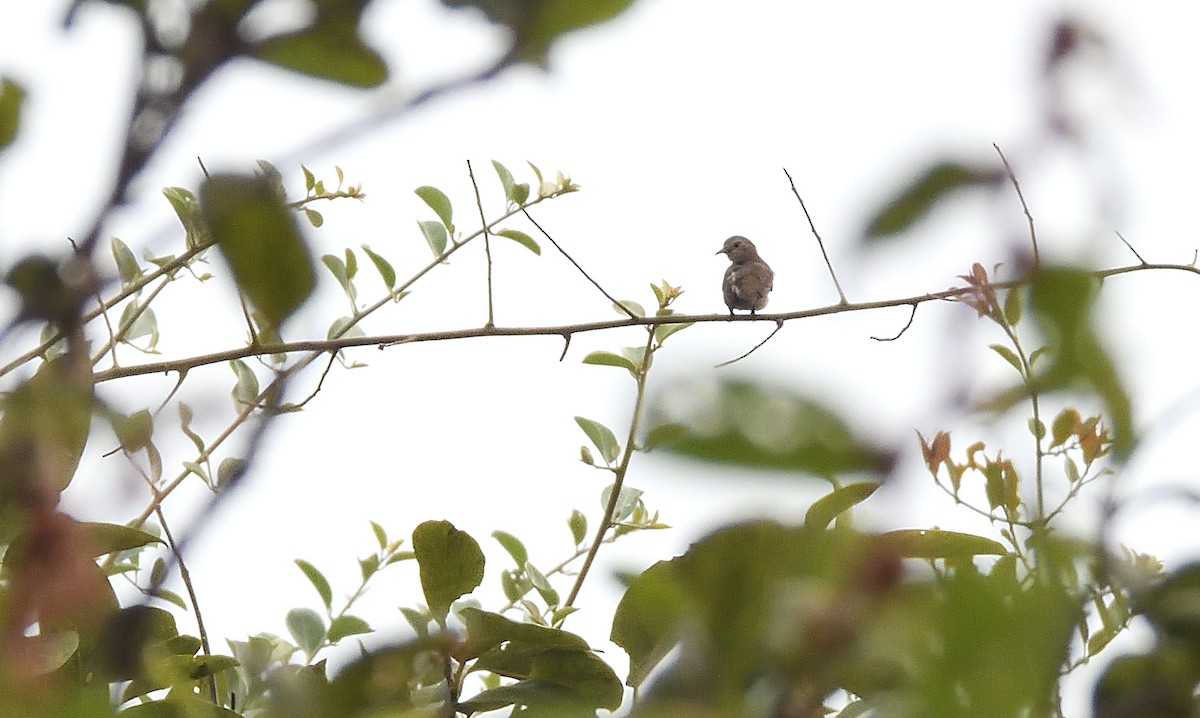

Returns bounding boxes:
[717,236,774,316]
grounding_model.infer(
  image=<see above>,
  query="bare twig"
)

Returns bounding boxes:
[783,167,847,304]
[566,329,656,608]
[715,319,784,367]
[872,303,918,341]
[520,208,638,319]
[468,160,496,328]
[994,144,1039,265]
[154,504,217,703]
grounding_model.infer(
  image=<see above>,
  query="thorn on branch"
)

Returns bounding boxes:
[559,333,572,361]
[872,302,918,341]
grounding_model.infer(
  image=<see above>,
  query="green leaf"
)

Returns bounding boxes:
[804,482,880,530]
[201,173,315,329]
[1004,287,1023,325]
[252,28,387,88]
[412,520,485,625]
[118,303,159,348]
[415,186,455,234]
[112,409,154,453]
[1051,408,1079,448]
[361,244,396,290]
[303,207,323,227]
[650,378,894,477]
[229,359,260,408]
[286,607,326,656]
[454,607,591,663]
[582,350,637,376]
[0,357,93,494]
[162,186,208,248]
[989,344,1023,374]
[370,520,389,550]
[654,317,689,346]
[321,253,356,305]
[568,510,587,546]
[0,77,25,150]
[216,457,245,489]
[466,0,638,64]
[492,160,518,204]
[496,228,540,255]
[601,484,643,523]
[82,522,163,555]
[302,165,315,192]
[574,416,620,464]
[492,530,529,568]
[327,614,372,642]
[613,299,644,317]
[418,220,448,256]
[884,528,1008,559]
[864,160,1003,240]
[295,559,333,611]
[111,237,143,286]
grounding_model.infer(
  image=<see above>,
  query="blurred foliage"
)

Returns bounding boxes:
[0,4,1191,718]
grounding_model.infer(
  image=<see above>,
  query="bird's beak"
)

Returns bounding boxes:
[715,248,726,256]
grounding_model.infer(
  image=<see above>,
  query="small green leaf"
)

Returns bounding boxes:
[568,510,587,546]
[804,482,880,530]
[492,530,529,568]
[370,520,388,550]
[111,237,143,286]
[112,409,154,453]
[415,186,455,234]
[230,359,260,408]
[601,484,642,521]
[989,344,1023,374]
[496,228,540,255]
[418,220,448,256]
[510,183,530,206]
[286,607,326,656]
[321,254,354,299]
[216,457,245,488]
[361,244,396,290]
[304,207,324,227]
[574,416,620,464]
[0,77,26,150]
[327,615,372,642]
[492,160,517,203]
[525,562,558,607]
[582,350,637,375]
[1004,287,1023,325]
[295,559,333,611]
[302,165,315,192]
[613,299,644,317]
[1028,417,1046,440]
[162,186,207,248]
[412,520,485,625]
[202,173,315,329]
[359,554,380,582]
[654,319,689,346]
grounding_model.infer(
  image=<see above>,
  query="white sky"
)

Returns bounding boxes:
[3,1,1200,715]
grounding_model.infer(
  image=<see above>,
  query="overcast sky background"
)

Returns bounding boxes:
[3,1,1200,714]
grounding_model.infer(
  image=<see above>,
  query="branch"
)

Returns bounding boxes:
[91,262,1200,383]
[468,160,496,328]
[715,319,784,368]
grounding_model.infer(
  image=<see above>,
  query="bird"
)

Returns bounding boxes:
[716,236,774,317]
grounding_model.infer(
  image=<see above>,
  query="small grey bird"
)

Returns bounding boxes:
[716,236,774,316]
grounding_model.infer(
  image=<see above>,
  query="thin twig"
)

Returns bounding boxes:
[520,208,639,319]
[872,303,918,341]
[783,167,847,304]
[467,160,496,328]
[154,504,217,703]
[565,329,656,608]
[715,319,784,367]
[994,144,1039,265]
[1115,231,1147,265]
